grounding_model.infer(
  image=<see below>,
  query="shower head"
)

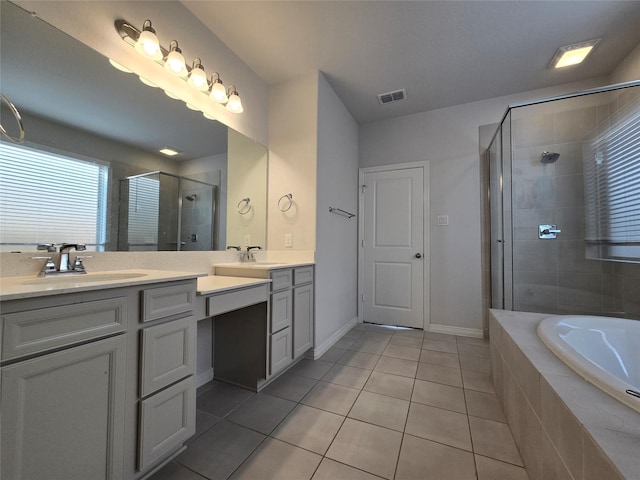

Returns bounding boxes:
[540,151,560,164]
[185,194,197,201]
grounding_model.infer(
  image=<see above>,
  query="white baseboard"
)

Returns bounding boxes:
[427,323,485,338]
[195,368,214,388]
[311,317,358,359]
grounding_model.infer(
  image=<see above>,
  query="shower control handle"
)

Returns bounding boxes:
[539,224,561,239]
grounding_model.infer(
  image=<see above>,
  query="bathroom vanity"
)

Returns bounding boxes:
[0,271,200,480]
[0,263,315,479]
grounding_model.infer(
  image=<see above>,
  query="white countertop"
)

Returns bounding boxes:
[213,261,314,271]
[0,269,204,301]
[196,275,271,295]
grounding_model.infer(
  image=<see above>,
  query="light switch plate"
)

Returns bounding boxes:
[284,233,292,248]
[244,234,251,246]
[437,215,449,226]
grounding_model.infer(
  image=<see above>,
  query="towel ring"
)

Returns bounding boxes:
[278,193,293,212]
[0,94,25,143]
[237,197,251,215]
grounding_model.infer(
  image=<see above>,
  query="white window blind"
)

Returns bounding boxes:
[0,142,108,251]
[125,175,159,247]
[584,90,640,261]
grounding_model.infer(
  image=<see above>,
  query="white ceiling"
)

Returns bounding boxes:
[184,0,640,124]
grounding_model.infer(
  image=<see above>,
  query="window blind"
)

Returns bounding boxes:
[125,176,159,247]
[584,91,640,261]
[0,142,108,251]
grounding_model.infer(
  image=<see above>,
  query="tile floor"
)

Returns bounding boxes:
[151,324,529,480]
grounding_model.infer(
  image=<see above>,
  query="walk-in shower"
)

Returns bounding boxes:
[118,171,217,251]
[486,81,640,319]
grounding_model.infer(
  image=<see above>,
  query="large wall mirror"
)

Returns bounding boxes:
[0,1,267,253]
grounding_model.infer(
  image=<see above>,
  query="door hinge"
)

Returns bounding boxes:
[361,293,365,302]
[361,184,367,194]
[361,239,365,247]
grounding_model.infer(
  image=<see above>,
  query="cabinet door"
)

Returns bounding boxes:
[139,376,196,471]
[270,327,292,375]
[1,335,126,480]
[293,284,314,358]
[140,317,196,397]
[271,289,292,333]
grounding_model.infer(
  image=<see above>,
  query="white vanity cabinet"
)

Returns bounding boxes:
[0,292,129,480]
[0,275,199,480]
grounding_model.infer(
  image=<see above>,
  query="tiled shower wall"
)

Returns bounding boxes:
[508,89,640,319]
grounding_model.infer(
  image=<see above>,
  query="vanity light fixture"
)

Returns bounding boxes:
[209,73,228,103]
[134,20,162,61]
[113,18,244,114]
[549,39,600,69]
[164,41,187,77]
[226,85,243,113]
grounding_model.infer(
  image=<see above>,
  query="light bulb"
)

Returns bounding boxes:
[210,80,228,103]
[188,59,208,91]
[226,88,243,113]
[164,43,187,77]
[134,21,162,61]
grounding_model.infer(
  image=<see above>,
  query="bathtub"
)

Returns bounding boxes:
[538,315,640,413]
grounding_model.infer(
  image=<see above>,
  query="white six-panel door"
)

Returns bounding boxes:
[360,165,427,329]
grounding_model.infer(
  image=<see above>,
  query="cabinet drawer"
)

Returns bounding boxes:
[271,289,292,333]
[2,297,127,361]
[140,317,196,397]
[207,284,269,317]
[138,376,195,471]
[270,327,292,375]
[141,282,195,323]
[270,269,292,292]
[294,266,314,286]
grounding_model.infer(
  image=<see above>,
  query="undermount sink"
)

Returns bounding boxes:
[21,272,148,285]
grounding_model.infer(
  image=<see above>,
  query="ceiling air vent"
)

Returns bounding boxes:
[377,89,407,105]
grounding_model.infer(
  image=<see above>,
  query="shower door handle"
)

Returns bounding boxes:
[539,225,561,239]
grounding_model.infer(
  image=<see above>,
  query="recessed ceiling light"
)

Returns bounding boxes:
[159,147,181,156]
[549,39,600,69]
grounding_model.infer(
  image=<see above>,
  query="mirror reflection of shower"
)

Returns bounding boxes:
[118,171,217,251]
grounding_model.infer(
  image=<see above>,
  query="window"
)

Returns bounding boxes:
[584,90,640,262]
[0,142,108,252]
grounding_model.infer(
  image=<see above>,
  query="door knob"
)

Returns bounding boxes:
[415,253,422,259]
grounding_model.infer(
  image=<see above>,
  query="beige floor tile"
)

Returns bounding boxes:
[349,339,389,355]
[262,371,318,402]
[465,389,506,423]
[337,350,380,369]
[333,337,356,349]
[389,335,423,348]
[456,336,489,346]
[475,454,529,480]
[301,381,360,415]
[422,338,459,354]
[348,390,410,431]
[416,362,463,387]
[148,461,210,480]
[382,343,421,361]
[311,458,382,480]
[196,382,255,418]
[326,418,402,479]
[363,371,415,401]
[462,369,495,394]
[176,420,265,480]
[271,404,344,455]
[289,358,335,379]
[227,393,296,434]
[395,434,476,480]
[460,354,491,374]
[419,349,460,369]
[320,346,347,363]
[424,332,457,343]
[457,342,490,359]
[230,438,321,480]
[411,379,466,414]
[405,402,472,451]
[393,328,425,339]
[469,416,523,466]
[374,356,418,378]
[322,363,372,389]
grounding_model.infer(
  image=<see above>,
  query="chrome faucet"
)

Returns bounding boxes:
[242,246,262,262]
[33,243,89,276]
